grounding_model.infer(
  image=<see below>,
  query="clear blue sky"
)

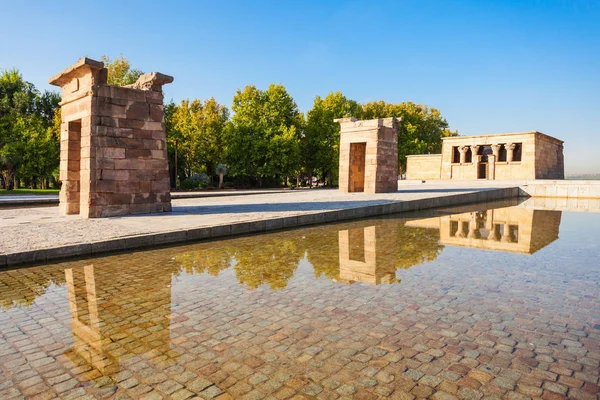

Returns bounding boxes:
[2,0,599,174]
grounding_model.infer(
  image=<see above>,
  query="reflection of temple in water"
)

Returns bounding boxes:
[63,264,176,375]
[338,226,400,285]
[408,206,562,254]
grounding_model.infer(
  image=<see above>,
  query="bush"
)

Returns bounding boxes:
[181,173,210,190]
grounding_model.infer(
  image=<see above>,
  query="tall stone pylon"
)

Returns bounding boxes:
[49,58,173,217]
[336,117,399,193]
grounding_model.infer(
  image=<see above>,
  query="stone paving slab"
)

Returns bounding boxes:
[0,184,519,267]
[0,188,290,206]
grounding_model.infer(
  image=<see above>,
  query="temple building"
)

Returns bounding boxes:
[406,131,564,180]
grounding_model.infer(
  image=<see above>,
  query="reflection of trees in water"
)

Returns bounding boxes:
[304,230,341,281]
[174,246,233,277]
[395,226,443,270]
[173,221,442,289]
[233,237,304,290]
[173,234,304,290]
[0,220,445,311]
[0,269,66,310]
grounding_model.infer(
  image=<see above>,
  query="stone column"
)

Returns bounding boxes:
[458,146,469,164]
[501,223,512,243]
[490,144,501,159]
[467,213,479,239]
[455,226,464,238]
[505,143,516,162]
[470,145,481,178]
[488,226,501,241]
[488,154,496,179]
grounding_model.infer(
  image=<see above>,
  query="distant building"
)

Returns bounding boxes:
[406,132,564,180]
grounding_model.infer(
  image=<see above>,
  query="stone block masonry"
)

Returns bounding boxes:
[49,58,173,217]
[337,117,399,193]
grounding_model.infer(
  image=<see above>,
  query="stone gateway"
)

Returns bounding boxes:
[49,58,173,217]
[337,117,399,193]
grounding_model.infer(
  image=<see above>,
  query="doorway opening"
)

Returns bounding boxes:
[66,120,82,214]
[478,162,487,179]
[349,142,366,192]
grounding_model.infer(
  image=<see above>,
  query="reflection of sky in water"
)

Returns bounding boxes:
[0,199,599,399]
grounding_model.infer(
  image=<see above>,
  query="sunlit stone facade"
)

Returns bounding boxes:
[49,58,173,217]
[337,117,399,193]
[406,131,564,180]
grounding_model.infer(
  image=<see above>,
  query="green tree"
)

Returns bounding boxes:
[165,97,230,186]
[227,84,302,186]
[101,55,143,86]
[304,92,360,185]
[358,101,458,173]
[0,69,60,189]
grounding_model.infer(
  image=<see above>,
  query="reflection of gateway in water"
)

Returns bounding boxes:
[338,226,400,285]
[63,264,176,375]
[407,206,562,254]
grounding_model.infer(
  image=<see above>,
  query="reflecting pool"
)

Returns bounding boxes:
[0,199,599,399]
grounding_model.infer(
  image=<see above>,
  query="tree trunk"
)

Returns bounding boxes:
[3,171,15,190]
[219,173,223,189]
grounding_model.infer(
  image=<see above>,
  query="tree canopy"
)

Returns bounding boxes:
[0,69,60,189]
[101,55,143,86]
[2,55,458,190]
[358,101,458,172]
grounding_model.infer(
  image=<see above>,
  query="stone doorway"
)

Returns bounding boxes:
[478,162,488,179]
[349,142,366,192]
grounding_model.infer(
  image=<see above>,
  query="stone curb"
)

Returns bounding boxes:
[0,187,520,268]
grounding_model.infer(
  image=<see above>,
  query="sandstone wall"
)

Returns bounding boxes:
[91,85,171,217]
[338,117,398,193]
[406,154,442,180]
[534,134,565,179]
[51,58,172,218]
[441,133,537,180]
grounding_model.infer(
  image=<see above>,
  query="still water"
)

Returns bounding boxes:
[0,199,599,399]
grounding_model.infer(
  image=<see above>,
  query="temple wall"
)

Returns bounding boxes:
[439,132,544,180]
[535,134,565,179]
[50,58,172,218]
[406,154,441,180]
[338,117,398,193]
[91,86,171,217]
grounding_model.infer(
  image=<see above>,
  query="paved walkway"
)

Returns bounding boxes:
[0,189,289,206]
[0,183,519,266]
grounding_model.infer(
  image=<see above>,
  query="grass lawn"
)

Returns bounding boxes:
[0,189,60,196]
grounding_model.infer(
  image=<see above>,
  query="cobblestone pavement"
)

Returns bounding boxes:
[0,203,598,399]
[0,185,513,255]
